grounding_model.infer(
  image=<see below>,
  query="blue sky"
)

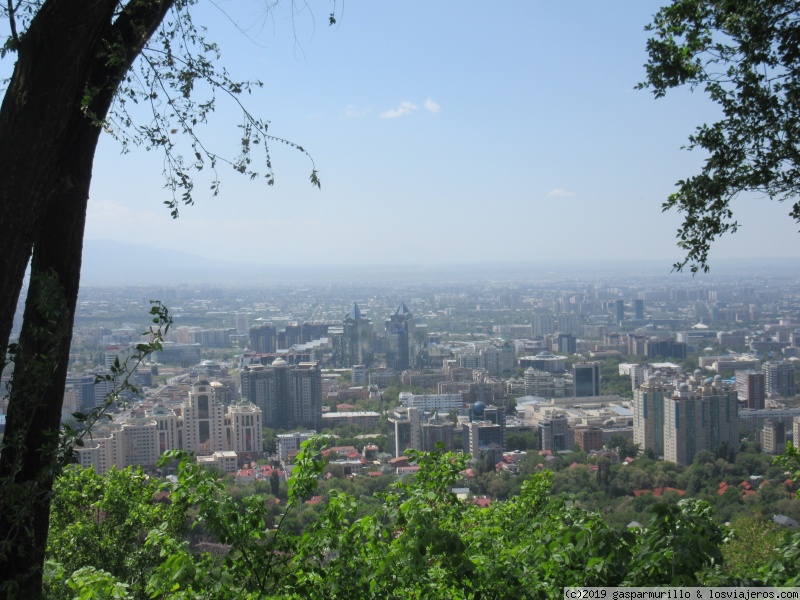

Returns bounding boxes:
[82,1,800,269]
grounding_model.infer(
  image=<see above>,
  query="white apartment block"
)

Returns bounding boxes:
[399,392,463,412]
[634,372,739,466]
[74,380,262,475]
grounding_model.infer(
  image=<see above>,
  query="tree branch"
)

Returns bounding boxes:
[6,0,19,48]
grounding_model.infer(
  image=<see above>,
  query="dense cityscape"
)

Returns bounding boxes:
[6,264,796,527]
[5,0,800,595]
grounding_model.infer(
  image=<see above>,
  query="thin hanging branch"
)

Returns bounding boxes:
[6,0,18,48]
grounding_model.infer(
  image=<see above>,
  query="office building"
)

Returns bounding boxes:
[385,302,414,371]
[762,420,786,455]
[463,402,506,458]
[615,299,624,324]
[523,368,571,398]
[634,299,644,320]
[518,352,567,373]
[538,413,572,452]
[421,416,456,452]
[735,370,766,409]
[277,431,316,462]
[573,362,601,397]
[645,338,687,360]
[557,333,576,355]
[574,426,604,452]
[343,302,373,367]
[388,407,422,457]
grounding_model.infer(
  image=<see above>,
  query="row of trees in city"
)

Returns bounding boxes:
[41,439,800,599]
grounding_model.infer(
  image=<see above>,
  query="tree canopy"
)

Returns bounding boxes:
[640,0,800,272]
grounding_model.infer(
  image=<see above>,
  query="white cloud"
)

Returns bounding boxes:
[423,98,440,114]
[546,188,576,198]
[379,101,418,119]
[344,105,369,118]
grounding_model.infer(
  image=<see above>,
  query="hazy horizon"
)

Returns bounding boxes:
[77,239,800,286]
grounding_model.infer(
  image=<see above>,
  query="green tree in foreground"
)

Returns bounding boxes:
[41,438,800,599]
[641,0,800,272]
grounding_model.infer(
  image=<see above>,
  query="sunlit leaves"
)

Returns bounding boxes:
[641,0,800,272]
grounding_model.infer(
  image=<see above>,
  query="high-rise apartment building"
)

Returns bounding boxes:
[637,374,739,466]
[249,324,277,354]
[763,360,796,397]
[664,382,738,465]
[235,312,250,335]
[150,405,179,456]
[633,377,671,457]
[240,359,322,431]
[183,380,228,455]
[228,403,263,455]
[288,362,323,432]
[385,302,414,371]
[75,381,262,472]
[532,314,554,337]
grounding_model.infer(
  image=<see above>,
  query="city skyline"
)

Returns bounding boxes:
[71,2,800,269]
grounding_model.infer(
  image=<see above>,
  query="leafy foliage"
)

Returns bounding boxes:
[640,0,800,272]
[45,441,800,598]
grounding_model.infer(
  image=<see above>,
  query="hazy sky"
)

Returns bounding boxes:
[82,1,800,268]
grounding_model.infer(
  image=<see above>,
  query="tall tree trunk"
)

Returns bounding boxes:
[0,122,97,596]
[0,0,120,371]
[0,2,175,596]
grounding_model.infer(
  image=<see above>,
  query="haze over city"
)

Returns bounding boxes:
[75,1,800,271]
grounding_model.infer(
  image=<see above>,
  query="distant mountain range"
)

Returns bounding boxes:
[81,240,237,285]
[80,239,800,286]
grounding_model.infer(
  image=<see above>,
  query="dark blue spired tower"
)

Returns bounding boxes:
[343,302,373,367]
[385,302,414,371]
